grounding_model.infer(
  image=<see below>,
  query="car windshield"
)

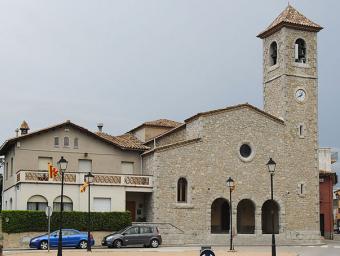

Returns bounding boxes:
[117,227,128,234]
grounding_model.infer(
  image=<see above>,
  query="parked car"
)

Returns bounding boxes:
[102,225,162,248]
[29,229,95,250]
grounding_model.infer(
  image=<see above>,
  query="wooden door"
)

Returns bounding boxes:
[126,201,136,221]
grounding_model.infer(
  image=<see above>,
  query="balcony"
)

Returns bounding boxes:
[16,170,153,189]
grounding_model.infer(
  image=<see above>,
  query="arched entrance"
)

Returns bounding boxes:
[262,200,279,234]
[211,198,230,233]
[237,199,255,234]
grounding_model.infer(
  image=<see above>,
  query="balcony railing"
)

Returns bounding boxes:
[16,170,153,188]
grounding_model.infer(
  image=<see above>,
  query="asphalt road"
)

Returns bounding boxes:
[3,240,340,256]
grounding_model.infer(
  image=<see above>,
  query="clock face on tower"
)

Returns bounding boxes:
[295,89,306,102]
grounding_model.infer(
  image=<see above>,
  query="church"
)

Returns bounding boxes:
[141,5,322,245]
[1,5,323,245]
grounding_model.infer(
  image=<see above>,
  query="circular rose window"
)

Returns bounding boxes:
[240,144,252,158]
[238,143,255,162]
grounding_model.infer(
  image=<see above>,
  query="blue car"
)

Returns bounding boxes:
[29,229,95,250]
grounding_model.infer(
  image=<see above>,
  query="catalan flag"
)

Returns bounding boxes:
[48,163,59,179]
[80,182,89,193]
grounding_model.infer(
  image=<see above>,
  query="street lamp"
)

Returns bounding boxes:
[84,172,94,252]
[266,158,276,256]
[57,156,68,256]
[226,177,235,251]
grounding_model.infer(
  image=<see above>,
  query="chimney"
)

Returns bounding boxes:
[15,129,19,137]
[97,123,103,132]
[19,121,30,135]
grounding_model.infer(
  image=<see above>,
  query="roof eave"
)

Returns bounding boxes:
[257,22,323,39]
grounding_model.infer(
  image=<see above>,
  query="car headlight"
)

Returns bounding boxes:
[106,235,114,241]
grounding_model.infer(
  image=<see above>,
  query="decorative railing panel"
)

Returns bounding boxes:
[16,170,152,188]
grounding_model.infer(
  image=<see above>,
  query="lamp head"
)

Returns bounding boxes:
[85,172,94,183]
[266,158,276,174]
[226,177,234,188]
[58,156,68,172]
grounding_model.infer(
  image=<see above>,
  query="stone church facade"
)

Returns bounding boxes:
[142,5,322,245]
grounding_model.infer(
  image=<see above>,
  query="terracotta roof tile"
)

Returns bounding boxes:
[96,132,149,151]
[128,119,183,133]
[257,5,322,38]
[143,119,182,128]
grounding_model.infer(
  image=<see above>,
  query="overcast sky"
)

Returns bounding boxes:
[0,0,339,180]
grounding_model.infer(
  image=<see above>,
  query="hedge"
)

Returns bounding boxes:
[1,211,131,233]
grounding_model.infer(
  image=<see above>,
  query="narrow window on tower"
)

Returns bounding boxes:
[295,39,306,63]
[269,41,278,66]
[298,124,305,138]
[298,183,306,196]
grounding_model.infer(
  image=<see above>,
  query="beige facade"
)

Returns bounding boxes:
[1,122,152,221]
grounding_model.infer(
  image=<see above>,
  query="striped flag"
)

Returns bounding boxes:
[80,182,89,192]
[48,163,59,179]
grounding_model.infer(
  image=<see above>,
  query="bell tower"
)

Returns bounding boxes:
[258,5,323,236]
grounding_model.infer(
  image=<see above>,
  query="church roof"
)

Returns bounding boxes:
[185,103,285,124]
[128,119,183,133]
[257,4,322,39]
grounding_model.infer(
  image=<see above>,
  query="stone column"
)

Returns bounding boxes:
[255,209,262,235]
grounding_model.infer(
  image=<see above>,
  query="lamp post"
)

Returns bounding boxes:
[57,156,68,256]
[226,177,235,251]
[84,172,94,252]
[266,158,276,256]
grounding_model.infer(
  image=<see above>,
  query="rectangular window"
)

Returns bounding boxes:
[78,159,92,172]
[10,157,13,176]
[54,137,59,147]
[74,138,79,148]
[64,137,70,147]
[121,161,134,174]
[38,157,53,170]
[93,198,111,212]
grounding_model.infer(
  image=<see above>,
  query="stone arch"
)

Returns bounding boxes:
[237,199,255,234]
[211,198,230,233]
[261,199,280,234]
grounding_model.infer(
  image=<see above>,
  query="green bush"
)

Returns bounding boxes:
[1,211,131,233]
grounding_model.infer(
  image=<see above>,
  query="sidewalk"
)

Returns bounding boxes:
[4,247,297,256]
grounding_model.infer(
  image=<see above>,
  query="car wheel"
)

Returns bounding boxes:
[113,239,122,248]
[39,240,48,250]
[78,240,88,249]
[150,239,159,248]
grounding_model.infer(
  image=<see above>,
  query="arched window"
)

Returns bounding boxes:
[262,199,280,234]
[64,136,70,147]
[27,195,48,211]
[269,41,278,66]
[9,198,13,210]
[177,178,187,203]
[295,39,306,63]
[53,196,73,212]
[211,198,230,233]
[237,199,255,234]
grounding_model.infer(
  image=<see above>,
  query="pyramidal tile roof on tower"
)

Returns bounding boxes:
[257,4,322,38]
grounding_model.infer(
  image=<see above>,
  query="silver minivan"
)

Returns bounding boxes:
[102,225,162,248]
